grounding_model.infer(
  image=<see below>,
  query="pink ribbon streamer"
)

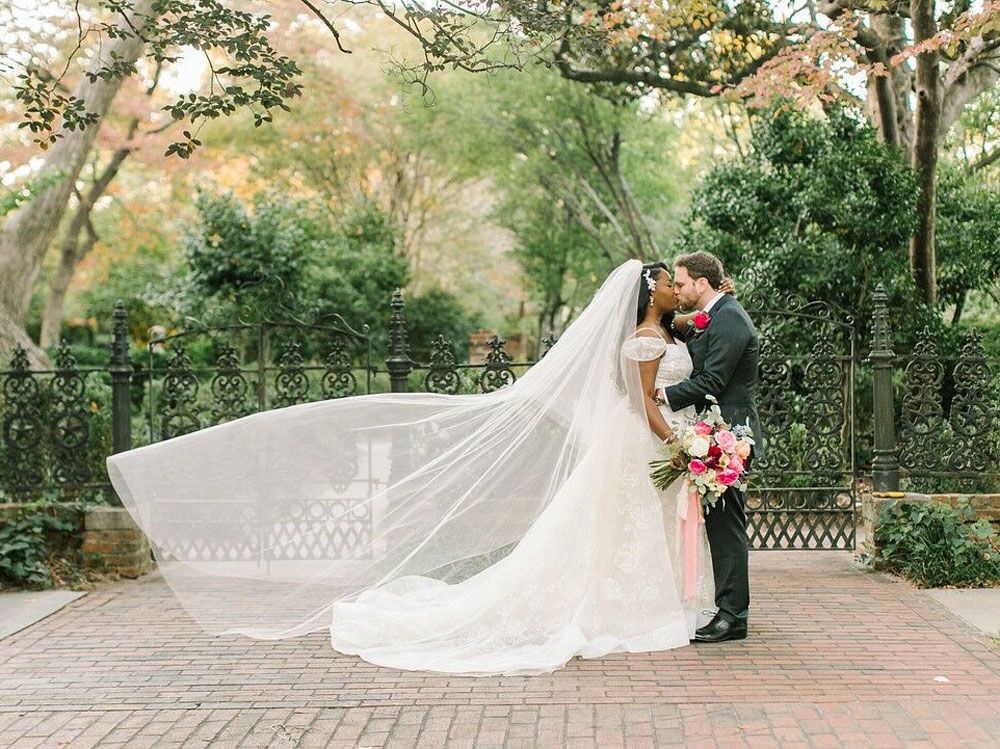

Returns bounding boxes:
[679,482,703,600]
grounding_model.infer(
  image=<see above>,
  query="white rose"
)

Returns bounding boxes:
[689,437,710,458]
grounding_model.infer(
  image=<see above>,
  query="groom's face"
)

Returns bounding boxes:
[673,266,705,310]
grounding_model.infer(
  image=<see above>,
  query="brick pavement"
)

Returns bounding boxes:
[1,552,998,748]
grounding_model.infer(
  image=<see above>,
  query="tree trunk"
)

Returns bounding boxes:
[862,14,903,149]
[0,0,155,366]
[0,306,48,369]
[39,144,133,349]
[874,13,913,154]
[39,216,98,349]
[909,0,940,305]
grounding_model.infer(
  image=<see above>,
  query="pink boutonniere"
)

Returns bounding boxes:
[690,311,711,333]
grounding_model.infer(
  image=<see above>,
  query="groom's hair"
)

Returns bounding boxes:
[674,251,724,289]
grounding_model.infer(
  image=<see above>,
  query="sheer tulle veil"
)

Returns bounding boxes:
[107,259,654,639]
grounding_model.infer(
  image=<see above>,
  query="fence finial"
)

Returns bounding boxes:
[870,282,893,355]
[387,288,412,393]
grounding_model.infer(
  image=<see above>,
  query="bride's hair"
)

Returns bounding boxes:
[636,261,675,331]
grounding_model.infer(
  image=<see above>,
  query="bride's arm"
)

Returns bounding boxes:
[637,351,676,442]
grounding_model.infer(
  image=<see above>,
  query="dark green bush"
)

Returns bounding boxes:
[0,502,82,589]
[875,501,1000,588]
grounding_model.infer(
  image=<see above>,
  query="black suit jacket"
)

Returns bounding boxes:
[664,295,764,458]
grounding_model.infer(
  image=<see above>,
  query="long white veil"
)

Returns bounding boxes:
[106,259,651,639]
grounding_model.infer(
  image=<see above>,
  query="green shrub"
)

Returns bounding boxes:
[875,500,1000,588]
[0,502,82,590]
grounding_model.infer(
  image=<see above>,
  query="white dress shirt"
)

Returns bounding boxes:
[702,291,725,315]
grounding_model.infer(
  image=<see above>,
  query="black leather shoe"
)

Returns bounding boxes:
[693,614,747,643]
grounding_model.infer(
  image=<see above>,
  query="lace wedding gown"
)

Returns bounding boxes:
[327,334,715,675]
[106,259,715,677]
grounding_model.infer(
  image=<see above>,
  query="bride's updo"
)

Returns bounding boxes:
[636,261,675,331]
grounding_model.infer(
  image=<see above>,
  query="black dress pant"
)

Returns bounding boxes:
[703,483,750,622]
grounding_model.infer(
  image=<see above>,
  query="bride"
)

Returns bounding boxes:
[107,259,720,676]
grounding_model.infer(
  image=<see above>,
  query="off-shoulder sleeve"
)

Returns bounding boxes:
[621,334,668,362]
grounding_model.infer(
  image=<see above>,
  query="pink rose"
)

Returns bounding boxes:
[688,459,707,475]
[717,468,739,486]
[727,455,744,474]
[693,421,713,436]
[715,430,736,452]
[735,441,752,460]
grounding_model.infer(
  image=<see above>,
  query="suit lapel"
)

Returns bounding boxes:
[687,294,730,368]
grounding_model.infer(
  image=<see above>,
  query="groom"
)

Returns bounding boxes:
[656,250,762,644]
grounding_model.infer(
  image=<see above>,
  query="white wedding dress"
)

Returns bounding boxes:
[327,333,715,675]
[106,259,715,676]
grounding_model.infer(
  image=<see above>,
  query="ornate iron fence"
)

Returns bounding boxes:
[740,285,857,550]
[0,294,552,506]
[141,314,373,444]
[1,284,997,556]
[0,342,112,500]
[870,288,1000,494]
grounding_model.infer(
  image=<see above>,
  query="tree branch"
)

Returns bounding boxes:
[296,0,351,54]
[971,146,1000,172]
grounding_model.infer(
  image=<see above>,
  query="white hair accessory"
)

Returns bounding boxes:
[643,270,656,293]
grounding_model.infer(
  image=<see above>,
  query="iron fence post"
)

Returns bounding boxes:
[109,302,132,494]
[870,283,900,491]
[387,289,412,393]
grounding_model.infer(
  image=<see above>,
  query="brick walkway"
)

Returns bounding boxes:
[1,552,998,748]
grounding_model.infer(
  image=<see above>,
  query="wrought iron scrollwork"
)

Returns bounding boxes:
[479,335,515,393]
[801,336,847,484]
[49,341,92,487]
[424,335,460,394]
[161,345,201,439]
[274,339,310,407]
[898,329,946,474]
[1,345,45,492]
[325,432,360,494]
[754,337,794,485]
[948,331,995,473]
[267,498,372,560]
[209,343,252,424]
[321,333,357,399]
[737,267,774,313]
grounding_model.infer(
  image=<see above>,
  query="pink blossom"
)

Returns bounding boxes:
[727,455,744,474]
[715,430,737,452]
[717,469,740,486]
[688,459,707,475]
[693,421,713,436]
[735,441,752,460]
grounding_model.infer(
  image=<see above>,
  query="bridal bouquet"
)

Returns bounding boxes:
[649,397,755,509]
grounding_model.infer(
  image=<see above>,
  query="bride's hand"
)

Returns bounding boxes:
[720,277,736,296]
